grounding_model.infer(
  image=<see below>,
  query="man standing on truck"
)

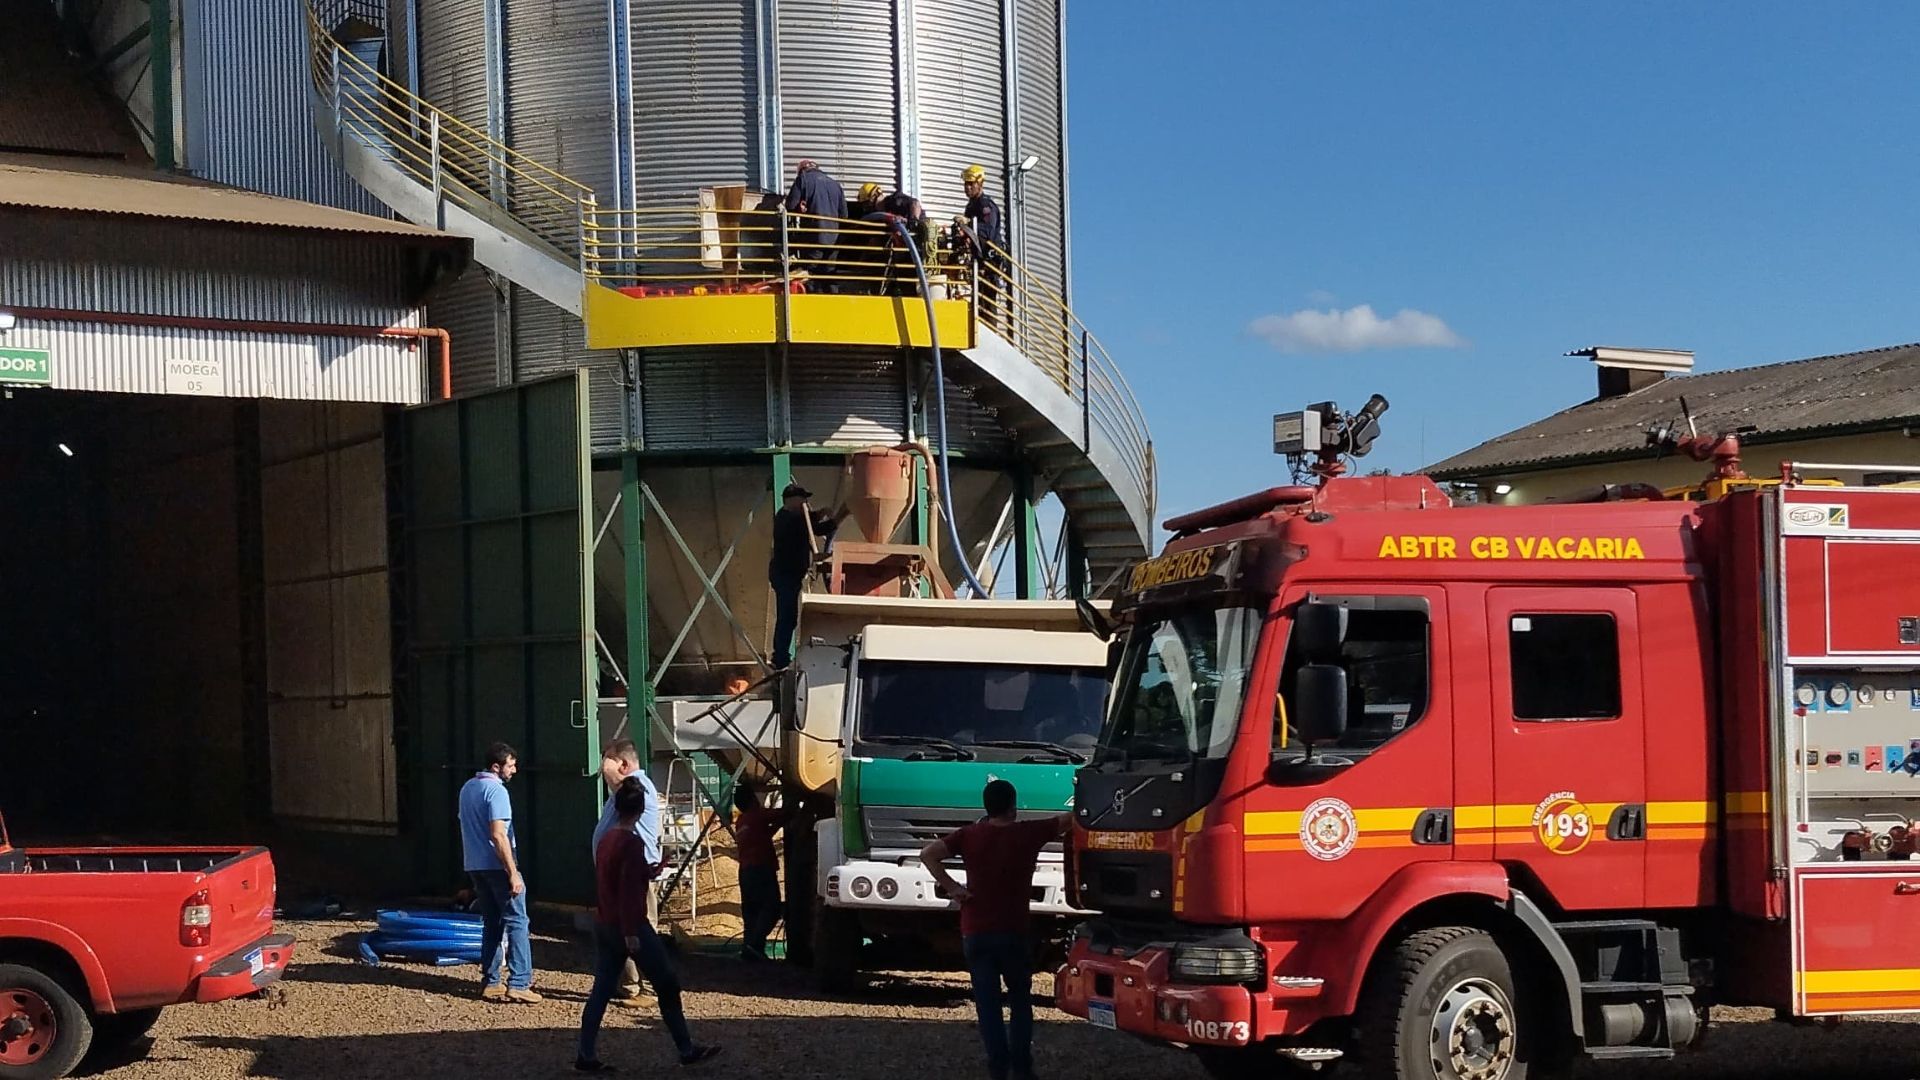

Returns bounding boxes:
[593,738,660,1009]
[459,742,540,1003]
[920,780,1072,1080]
[768,481,847,669]
[732,781,796,961]
[578,777,722,1071]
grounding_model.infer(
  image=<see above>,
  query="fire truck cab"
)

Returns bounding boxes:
[1057,456,1920,1079]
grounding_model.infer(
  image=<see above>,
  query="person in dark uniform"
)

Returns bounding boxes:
[962,164,1008,329]
[768,481,846,669]
[784,160,847,293]
[731,782,796,961]
[843,183,888,293]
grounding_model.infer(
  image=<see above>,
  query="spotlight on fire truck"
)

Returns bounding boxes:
[1272,394,1391,484]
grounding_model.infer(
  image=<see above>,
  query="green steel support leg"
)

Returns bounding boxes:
[1066,527,1089,600]
[149,0,173,170]
[913,457,932,597]
[773,452,793,509]
[622,452,650,758]
[1014,467,1041,600]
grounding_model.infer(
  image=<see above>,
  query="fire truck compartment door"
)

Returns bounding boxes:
[1486,588,1647,910]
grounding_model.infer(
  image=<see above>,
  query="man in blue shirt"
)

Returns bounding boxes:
[594,738,661,1008]
[459,741,539,1003]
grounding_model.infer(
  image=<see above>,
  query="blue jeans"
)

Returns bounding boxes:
[740,864,781,956]
[770,572,803,668]
[469,869,532,990]
[579,922,692,1062]
[963,932,1034,1079]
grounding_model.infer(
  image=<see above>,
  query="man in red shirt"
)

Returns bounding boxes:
[920,780,1072,1080]
[732,782,796,961]
[577,778,721,1072]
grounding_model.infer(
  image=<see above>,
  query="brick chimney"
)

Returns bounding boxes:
[1569,346,1694,400]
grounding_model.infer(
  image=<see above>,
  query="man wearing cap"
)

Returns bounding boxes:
[784,160,846,294]
[768,481,847,669]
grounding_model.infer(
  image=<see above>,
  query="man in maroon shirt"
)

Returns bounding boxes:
[732,782,796,961]
[920,780,1072,1080]
[576,778,721,1072]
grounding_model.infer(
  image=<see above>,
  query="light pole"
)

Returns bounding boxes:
[1003,154,1039,265]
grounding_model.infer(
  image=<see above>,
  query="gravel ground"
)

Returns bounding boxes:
[78,918,1920,1080]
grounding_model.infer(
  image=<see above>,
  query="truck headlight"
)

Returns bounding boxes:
[852,876,873,898]
[877,877,898,899]
[1170,944,1262,984]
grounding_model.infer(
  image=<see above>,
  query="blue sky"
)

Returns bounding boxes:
[1062,3,1920,519]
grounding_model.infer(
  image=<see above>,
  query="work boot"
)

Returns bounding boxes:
[480,983,507,1001]
[611,986,654,1008]
[679,1046,722,1067]
[504,987,544,1004]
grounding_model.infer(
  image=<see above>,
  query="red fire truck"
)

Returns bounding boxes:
[1058,398,1920,1079]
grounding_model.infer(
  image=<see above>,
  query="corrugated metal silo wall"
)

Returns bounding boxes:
[789,348,908,447]
[182,0,382,213]
[631,0,761,206]
[504,0,626,452]
[418,0,501,397]
[1013,0,1066,299]
[638,348,769,451]
[779,0,898,189]
[914,0,1004,227]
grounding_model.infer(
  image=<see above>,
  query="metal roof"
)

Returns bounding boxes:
[1427,343,1920,480]
[0,158,465,246]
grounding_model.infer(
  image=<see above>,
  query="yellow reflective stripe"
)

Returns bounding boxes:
[1801,969,1920,994]
[1244,811,1302,836]
[1244,807,1430,837]
[1647,800,1718,824]
[1724,791,1770,815]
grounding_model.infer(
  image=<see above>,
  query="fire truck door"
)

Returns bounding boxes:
[1487,587,1647,910]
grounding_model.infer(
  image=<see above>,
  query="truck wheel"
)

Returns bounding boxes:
[0,963,93,1080]
[1352,927,1534,1080]
[811,906,864,994]
[91,1007,162,1050]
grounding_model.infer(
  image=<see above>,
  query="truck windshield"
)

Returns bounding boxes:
[854,661,1108,759]
[1097,606,1261,762]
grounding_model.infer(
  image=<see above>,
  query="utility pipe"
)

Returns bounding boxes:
[4,305,454,400]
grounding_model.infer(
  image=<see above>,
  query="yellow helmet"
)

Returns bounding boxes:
[962,164,987,184]
[859,182,883,202]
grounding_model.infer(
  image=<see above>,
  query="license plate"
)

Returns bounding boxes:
[246,949,264,976]
[1087,1000,1116,1030]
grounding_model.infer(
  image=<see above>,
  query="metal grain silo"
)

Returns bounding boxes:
[306,0,1151,899]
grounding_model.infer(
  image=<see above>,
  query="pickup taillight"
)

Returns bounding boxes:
[181,888,213,947]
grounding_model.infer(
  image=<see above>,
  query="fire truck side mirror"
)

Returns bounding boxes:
[1293,602,1349,661]
[1294,663,1349,745]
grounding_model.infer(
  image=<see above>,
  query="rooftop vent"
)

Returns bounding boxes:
[1570,346,1694,400]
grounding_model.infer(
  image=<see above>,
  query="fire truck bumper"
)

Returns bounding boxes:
[1056,939,1257,1048]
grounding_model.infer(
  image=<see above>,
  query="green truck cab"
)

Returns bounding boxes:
[779,595,1108,989]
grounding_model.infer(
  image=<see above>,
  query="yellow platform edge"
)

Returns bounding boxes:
[583,285,974,351]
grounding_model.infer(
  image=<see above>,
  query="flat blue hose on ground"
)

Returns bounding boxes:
[890,217,990,598]
[359,909,486,967]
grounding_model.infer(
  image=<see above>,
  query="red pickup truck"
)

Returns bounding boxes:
[0,812,294,1079]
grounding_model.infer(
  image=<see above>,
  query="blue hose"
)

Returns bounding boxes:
[360,909,489,967]
[891,217,990,598]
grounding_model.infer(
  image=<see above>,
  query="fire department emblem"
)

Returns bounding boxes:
[1299,798,1358,861]
[1532,791,1594,855]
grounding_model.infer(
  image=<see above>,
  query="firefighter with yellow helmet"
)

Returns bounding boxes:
[960,164,1007,327]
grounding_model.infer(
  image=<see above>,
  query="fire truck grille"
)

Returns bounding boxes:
[1079,850,1174,915]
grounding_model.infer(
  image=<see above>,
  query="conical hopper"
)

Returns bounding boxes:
[847,447,914,543]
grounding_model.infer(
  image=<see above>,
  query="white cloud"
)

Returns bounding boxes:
[1249,304,1467,354]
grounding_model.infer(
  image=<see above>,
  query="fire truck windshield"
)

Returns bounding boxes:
[1096,606,1262,763]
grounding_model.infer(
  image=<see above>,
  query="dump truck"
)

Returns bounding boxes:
[776,593,1108,989]
[1056,397,1920,1079]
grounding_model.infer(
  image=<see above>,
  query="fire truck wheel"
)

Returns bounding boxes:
[0,962,93,1080]
[1352,927,1537,1080]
